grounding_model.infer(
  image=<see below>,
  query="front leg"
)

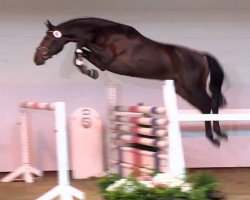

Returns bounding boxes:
[77,42,114,71]
[74,49,99,79]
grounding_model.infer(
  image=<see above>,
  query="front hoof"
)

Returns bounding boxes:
[88,69,99,79]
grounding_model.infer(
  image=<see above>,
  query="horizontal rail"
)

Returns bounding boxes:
[111,124,168,137]
[120,147,168,159]
[20,101,55,110]
[111,115,168,126]
[119,162,166,172]
[118,134,168,148]
[177,113,250,122]
[113,106,166,115]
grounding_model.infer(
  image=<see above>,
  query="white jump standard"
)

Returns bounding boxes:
[3,101,85,200]
[30,102,85,200]
[1,109,43,183]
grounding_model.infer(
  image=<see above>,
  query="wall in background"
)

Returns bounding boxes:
[1,0,250,171]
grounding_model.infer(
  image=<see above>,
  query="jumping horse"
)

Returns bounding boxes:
[34,17,227,146]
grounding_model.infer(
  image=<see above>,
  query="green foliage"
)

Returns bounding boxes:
[97,173,121,192]
[185,171,218,200]
[187,171,218,190]
[97,172,220,200]
[153,187,187,199]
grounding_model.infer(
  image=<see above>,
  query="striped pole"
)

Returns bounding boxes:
[111,115,168,126]
[20,101,55,110]
[110,124,168,137]
[118,134,168,149]
[113,106,166,115]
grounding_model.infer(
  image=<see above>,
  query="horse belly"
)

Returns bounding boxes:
[128,47,174,80]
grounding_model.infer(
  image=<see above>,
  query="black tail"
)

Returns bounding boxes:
[205,53,227,109]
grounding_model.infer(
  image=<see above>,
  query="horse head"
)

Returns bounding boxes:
[34,20,69,65]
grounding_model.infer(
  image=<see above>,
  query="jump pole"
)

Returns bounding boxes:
[163,80,186,178]
[14,101,84,200]
[1,109,42,183]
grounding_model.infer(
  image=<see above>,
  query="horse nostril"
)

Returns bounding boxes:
[34,54,44,65]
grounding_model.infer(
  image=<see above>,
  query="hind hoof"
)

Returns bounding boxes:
[219,133,228,140]
[212,139,220,148]
[88,69,99,79]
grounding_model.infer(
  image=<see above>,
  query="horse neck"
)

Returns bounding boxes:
[60,18,117,43]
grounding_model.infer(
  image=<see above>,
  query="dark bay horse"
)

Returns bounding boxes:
[34,17,227,146]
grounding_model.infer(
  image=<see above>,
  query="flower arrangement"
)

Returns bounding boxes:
[97,172,224,200]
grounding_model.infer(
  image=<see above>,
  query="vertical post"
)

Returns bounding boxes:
[54,102,70,187]
[34,102,84,200]
[107,83,117,172]
[21,110,30,166]
[108,83,117,107]
[163,80,186,178]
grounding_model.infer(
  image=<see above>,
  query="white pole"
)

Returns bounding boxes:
[37,102,85,200]
[163,80,186,178]
[54,102,70,186]
[178,113,250,121]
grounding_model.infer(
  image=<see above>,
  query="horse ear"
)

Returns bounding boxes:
[45,20,55,30]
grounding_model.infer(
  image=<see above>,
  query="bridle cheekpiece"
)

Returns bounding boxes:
[36,30,63,59]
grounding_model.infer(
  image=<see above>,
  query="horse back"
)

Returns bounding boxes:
[91,24,147,54]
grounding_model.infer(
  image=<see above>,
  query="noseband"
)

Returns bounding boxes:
[36,46,52,59]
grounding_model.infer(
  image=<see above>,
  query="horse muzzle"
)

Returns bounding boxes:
[34,49,51,65]
[34,54,45,65]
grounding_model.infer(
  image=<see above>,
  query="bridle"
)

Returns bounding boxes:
[36,30,63,59]
[36,46,52,59]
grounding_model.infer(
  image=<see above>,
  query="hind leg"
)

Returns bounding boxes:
[175,81,220,146]
[211,103,228,140]
[210,86,227,139]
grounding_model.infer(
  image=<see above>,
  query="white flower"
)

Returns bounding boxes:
[124,185,136,193]
[105,174,193,194]
[125,181,134,186]
[105,178,127,192]
[153,173,176,187]
[113,178,127,187]
[140,181,154,188]
[153,173,188,189]
[181,183,192,192]
[168,178,184,188]
[106,185,116,192]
